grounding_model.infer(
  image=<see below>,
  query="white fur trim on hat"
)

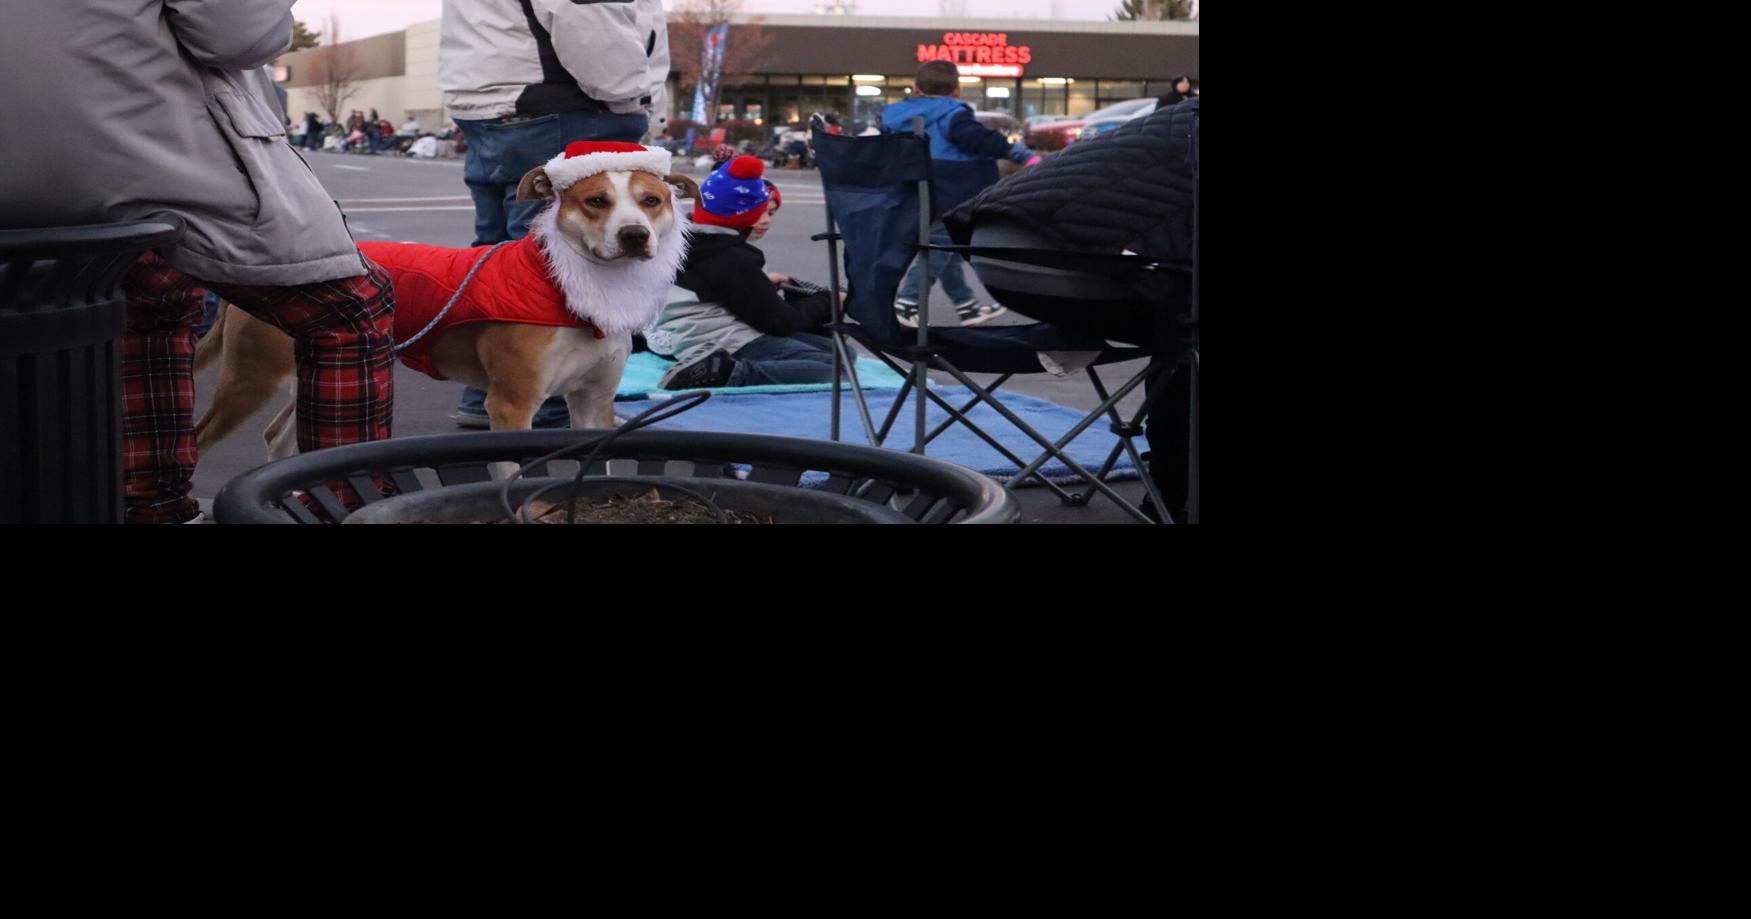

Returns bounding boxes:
[543,147,673,191]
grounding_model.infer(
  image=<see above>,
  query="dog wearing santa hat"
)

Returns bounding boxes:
[194,141,701,457]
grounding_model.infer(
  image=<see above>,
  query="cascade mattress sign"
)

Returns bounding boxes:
[916,32,1032,78]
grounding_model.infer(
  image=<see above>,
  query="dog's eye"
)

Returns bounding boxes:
[643,196,662,207]
[586,196,609,208]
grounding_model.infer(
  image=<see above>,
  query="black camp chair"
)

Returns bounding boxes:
[809,115,1184,523]
[949,98,1199,523]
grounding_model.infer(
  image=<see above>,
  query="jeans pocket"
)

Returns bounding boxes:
[476,115,564,176]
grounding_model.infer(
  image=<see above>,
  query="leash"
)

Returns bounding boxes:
[392,240,510,354]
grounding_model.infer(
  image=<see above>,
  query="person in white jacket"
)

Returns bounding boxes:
[438,0,671,428]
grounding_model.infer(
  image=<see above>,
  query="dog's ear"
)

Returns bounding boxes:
[663,173,701,202]
[516,166,554,203]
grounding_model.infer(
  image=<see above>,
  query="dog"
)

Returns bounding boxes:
[194,142,700,459]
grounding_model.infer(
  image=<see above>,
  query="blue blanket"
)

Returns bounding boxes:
[615,351,906,400]
[615,385,1139,485]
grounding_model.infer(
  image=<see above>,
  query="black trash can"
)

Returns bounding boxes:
[0,220,182,523]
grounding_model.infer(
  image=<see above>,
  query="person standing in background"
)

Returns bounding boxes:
[438,0,670,429]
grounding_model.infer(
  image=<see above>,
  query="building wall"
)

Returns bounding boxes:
[279,31,405,86]
[285,76,422,127]
[279,23,443,130]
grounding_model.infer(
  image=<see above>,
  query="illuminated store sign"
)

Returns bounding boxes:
[916,32,1031,78]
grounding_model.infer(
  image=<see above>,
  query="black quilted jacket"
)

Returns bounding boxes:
[944,98,1198,261]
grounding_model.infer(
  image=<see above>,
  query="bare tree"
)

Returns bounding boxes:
[308,10,359,123]
[668,0,773,123]
[1111,0,1195,19]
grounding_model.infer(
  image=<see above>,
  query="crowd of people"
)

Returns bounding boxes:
[291,107,465,158]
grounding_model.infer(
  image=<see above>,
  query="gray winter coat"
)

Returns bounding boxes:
[0,1,365,286]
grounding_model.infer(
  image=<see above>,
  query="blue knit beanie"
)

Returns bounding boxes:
[694,156,770,228]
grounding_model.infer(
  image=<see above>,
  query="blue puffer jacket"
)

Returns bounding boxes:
[882,95,1029,216]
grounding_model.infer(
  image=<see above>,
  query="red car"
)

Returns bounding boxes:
[1024,97,1157,152]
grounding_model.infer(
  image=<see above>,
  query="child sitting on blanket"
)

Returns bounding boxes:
[651,157,848,391]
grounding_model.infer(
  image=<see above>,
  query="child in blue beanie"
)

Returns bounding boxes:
[652,157,846,391]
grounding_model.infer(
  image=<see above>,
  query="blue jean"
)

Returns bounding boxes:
[454,110,650,427]
[193,290,221,338]
[896,223,976,305]
[727,333,843,386]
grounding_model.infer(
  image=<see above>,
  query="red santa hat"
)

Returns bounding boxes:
[542,141,673,191]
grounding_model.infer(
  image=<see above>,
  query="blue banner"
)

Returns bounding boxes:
[690,21,730,123]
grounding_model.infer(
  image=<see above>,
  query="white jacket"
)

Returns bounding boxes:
[439,0,669,128]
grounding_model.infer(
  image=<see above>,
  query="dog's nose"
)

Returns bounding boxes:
[618,226,650,250]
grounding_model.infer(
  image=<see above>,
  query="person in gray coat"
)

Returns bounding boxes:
[0,0,397,524]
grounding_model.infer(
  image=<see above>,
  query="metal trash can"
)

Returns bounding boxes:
[0,220,182,523]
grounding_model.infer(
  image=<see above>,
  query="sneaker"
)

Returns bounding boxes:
[659,345,738,390]
[531,395,572,430]
[894,299,920,328]
[454,395,570,428]
[955,300,1007,327]
[450,405,490,429]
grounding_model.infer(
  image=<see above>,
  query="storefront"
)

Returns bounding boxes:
[679,14,1199,130]
[273,14,1197,134]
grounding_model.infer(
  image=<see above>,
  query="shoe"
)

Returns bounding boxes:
[895,299,920,328]
[450,405,490,429]
[659,345,738,390]
[454,399,570,428]
[955,300,1007,327]
[531,395,572,429]
[1139,498,1188,524]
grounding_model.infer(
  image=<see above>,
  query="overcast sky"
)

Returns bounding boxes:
[289,0,1198,43]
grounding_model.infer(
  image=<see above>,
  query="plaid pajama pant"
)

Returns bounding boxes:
[120,250,396,524]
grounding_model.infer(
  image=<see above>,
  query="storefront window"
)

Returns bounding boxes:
[976,79,1018,115]
[1067,82,1095,116]
[852,76,887,129]
[1019,79,1066,117]
[1098,81,1146,105]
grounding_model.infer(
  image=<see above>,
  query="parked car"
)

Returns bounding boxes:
[1024,97,1157,152]
[973,110,1023,144]
[1024,114,1073,132]
[1079,114,1135,139]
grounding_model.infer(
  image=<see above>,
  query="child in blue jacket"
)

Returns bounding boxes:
[881,59,1035,327]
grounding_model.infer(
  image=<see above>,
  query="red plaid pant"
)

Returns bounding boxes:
[121,250,395,524]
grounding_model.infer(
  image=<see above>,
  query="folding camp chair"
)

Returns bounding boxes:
[808,114,1183,523]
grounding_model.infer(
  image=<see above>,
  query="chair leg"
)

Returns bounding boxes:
[910,378,1079,499]
[876,373,913,446]
[831,332,882,446]
[923,373,1013,447]
[1069,363,1175,521]
[931,357,1152,521]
